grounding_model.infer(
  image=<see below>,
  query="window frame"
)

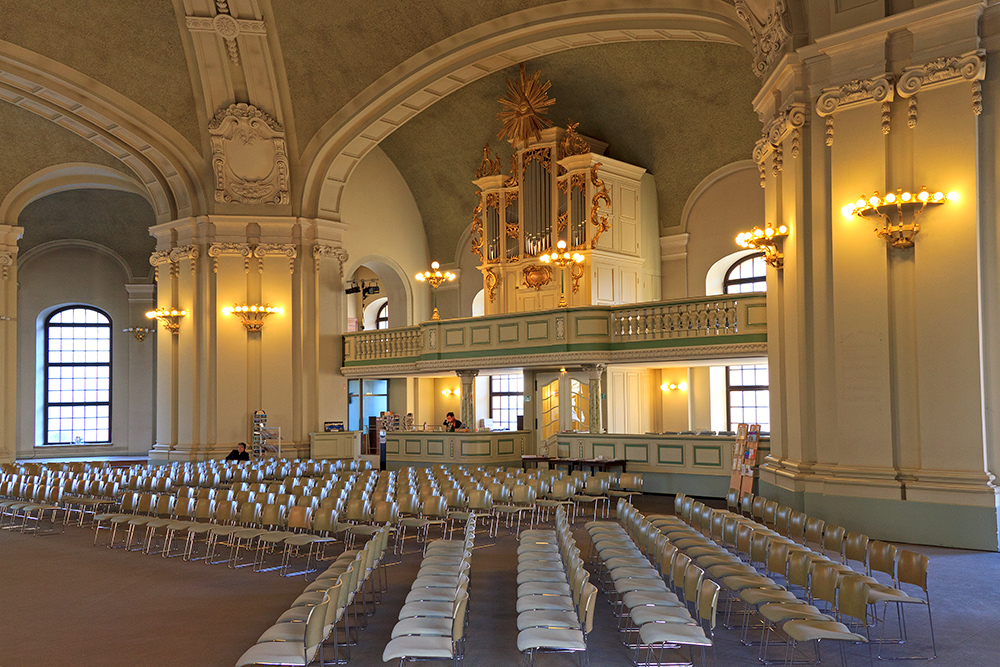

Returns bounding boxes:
[375,302,389,330]
[725,363,769,433]
[489,374,524,432]
[43,305,113,446]
[723,252,767,294]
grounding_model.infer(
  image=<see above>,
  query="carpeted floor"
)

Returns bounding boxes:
[1,495,998,666]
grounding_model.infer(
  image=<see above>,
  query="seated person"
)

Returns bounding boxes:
[442,412,463,432]
[225,442,250,461]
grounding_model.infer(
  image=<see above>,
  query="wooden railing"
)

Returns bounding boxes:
[347,326,422,360]
[611,298,741,341]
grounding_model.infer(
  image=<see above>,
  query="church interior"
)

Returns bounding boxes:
[2,1,1000,665]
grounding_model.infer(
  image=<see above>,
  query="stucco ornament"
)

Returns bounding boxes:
[815,75,894,147]
[209,103,289,205]
[735,0,791,77]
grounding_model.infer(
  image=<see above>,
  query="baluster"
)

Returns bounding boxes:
[728,302,738,332]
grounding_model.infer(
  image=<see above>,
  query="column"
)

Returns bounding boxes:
[0,224,22,463]
[587,364,606,434]
[457,369,478,428]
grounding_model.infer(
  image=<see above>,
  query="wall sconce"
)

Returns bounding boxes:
[0,315,11,321]
[415,261,456,320]
[441,388,460,397]
[735,223,789,268]
[146,308,186,335]
[660,381,688,392]
[841,187,957,249]
[123,326,154,342]
[223,304,283,332]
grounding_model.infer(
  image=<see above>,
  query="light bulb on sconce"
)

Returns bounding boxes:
[660,382,688,392]
[441,388,460,397]
[841,186,957,248]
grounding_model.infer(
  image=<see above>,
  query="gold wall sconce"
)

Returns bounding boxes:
[223,304,283,332]
[841,187,957,249]
[441,388,460,397]
[660,381,688,392]
[735,223,789,268]
[123,326,154,341]
[415,261,456,320]
[146,308,186,334]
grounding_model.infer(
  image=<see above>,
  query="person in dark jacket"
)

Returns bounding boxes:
[225,442,250,461]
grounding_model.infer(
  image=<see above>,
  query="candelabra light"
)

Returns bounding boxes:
[539,240,585,307]
[660,381,688,392]
[123,326,154,342]
[735,223,789,268]
[841,187,957,249]
[441,388,460,396]
[145,308,186,335]
[223,304,283,332]
[415,261,456,320]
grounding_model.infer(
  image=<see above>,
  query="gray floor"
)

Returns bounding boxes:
[0,495,996,666]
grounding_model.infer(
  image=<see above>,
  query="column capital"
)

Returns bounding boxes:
[586,364,606,380]
[457,369,479,381]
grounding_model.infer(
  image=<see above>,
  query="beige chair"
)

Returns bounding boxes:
[235,592,330,667]
[867,550,936,660]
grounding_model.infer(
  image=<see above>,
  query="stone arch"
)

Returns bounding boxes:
[299,0,755,220]
[0,40,205,221]
[0,163,153,226]
[344,255,413,327]
[19,239,138,284]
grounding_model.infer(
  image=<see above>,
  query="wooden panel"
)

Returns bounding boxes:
[404,439,423,455]
[527,320,550,340]
[693,444,723,467]
[460,439,491,457]
[657,444,684,465]
[498,438,515,455]
[624,443,649,463]
[470,326,491,345]
[426,439,444,456]
[596,265,615,303]
[621,268,638,303]
[444,328,465,347]
[593,443,617,459]
[498,323,519,343]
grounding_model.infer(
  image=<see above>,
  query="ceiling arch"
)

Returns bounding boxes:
[0,163,152,226]
[298,0,754,220]
[0,40,206,223]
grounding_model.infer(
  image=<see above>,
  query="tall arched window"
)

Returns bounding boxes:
[723,254,769,432]
[375,302,389,330]
[723,253,766,294]
[44,306,112,445]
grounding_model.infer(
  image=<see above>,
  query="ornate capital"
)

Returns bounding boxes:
[735,0,791,77]
[0,251,13,280]
[208,103,289,206]
[313,244,349,280]
[815,74,894,147]
[208,242,252,273]
[254,243,297,274]
[896,50,986,122]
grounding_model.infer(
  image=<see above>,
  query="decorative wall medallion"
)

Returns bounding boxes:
[185,13,266,68]
[522,264,553,290]
[485,268,499,303]
[313,244,348,279]
[208,103,289,205]
[428,329,437,350]
[734,0,791,77]
[555,316,565,340]
[589,164,611,248]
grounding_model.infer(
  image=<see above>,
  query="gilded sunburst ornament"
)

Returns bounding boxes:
[497,63,556,147]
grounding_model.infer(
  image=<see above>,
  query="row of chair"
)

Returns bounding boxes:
[586,500,720,667]
[236,526,391,666]
[381,517,477,665]
[515,507,598,666]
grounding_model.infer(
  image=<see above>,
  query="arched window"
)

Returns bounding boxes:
[375,302,389,330]
[44,306,111,445]
[723,253,766,294]
[723,254,769,432]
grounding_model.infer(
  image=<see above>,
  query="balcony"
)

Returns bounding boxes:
[342,293,766,376]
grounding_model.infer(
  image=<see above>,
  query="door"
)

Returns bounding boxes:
[536,372,591,455]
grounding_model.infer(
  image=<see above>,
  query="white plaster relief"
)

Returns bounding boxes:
[209,103,289,205]
[896,49,986,127]
[313,244,349,280]
[815,74,894,147]
[734,0,790,77]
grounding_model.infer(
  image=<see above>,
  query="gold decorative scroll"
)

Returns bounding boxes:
[557,212,568,234]
[571,263,585,293]
[475,142,503,178]
[506,222,520,239]
[557,177,570,194]
[589,163,612,248]
[485,192,500,210]
[560,121,591,158]
[470,198,484,262]
[497,63,556,147]
[570,173,586,192]
[522,147,551,173]
[485,268,500,303]
[504,154,519,188]
[505,191,518,209]
[522,264,553,291]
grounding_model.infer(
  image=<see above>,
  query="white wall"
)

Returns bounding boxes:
[340,147,429,325]
[16,244,154,457]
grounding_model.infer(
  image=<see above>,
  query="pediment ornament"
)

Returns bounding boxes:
[734,0,791,77]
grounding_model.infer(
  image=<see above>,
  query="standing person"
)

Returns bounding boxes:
[443,412,463,431]
[225,442,250,461]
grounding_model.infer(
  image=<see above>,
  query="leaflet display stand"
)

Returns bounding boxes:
[730,423,761,494]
